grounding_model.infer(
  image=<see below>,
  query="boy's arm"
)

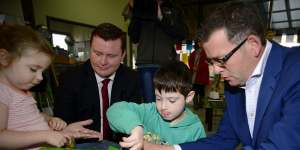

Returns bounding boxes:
[107,101,148,134]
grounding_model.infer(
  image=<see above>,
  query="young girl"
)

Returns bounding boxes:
[0,24,101,150]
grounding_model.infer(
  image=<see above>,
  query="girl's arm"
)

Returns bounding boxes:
[0,102,69,149]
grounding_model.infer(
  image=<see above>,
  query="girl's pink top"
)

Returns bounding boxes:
[0,83,49,150]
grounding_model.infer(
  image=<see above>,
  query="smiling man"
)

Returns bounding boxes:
[54,23,143,143]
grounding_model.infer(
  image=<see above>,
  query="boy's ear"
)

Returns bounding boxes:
[186,91,195,104]
[0,49,10,67]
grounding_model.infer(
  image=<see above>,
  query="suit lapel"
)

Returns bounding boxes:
[236,89,252,144]
[111,64,124,104]
[85,61,101,106]
[252,43,282,143]
[227,87,252,144]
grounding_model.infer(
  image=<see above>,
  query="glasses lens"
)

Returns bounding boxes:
[215,59,225,65]
[204,38,247,67]
[205,58,213,65]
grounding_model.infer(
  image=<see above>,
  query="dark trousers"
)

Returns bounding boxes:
[137,65,160,102]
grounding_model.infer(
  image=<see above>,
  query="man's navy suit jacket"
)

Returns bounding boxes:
[180,42,300,150]
[54,60,142,137]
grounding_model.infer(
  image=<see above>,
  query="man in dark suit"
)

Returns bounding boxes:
[143,2,300,150]
[54,23,142,143]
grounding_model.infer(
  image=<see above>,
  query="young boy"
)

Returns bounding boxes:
[107,61,206,150]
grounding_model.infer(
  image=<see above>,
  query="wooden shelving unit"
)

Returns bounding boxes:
[54,55,77,65]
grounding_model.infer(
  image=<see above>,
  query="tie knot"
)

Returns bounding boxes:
[102,79,110,85]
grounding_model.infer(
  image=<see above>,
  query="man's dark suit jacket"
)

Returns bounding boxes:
[53,60,142,142]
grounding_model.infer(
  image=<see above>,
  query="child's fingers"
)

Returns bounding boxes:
[57,122,67,130]
[119,140,134,148]
[49,118,67,131]
[129,144,142,150]
[129,142,143,150]
[120,136,138,148]
[52,122,61,130]
[49,120,57,129]
[123,134,136,142]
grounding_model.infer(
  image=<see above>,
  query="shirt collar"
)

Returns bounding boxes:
[95,72,116,84]
[242,40,272,88]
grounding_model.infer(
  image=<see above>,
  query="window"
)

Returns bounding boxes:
[280,34,300,47]
[51,33,68,50]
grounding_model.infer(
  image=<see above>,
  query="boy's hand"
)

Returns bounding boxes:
[120,125,144,150]
[48,117,67,131]
[62,119,102,140]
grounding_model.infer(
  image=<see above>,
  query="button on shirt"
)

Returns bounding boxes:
[95,73,115,136]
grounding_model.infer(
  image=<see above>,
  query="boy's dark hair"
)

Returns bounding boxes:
[153,61,192,97]
[90,23,126,53]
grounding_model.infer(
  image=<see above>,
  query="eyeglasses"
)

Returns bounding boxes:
[206,38,247,66]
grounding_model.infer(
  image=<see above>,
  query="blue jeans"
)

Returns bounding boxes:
[137,65,160,102]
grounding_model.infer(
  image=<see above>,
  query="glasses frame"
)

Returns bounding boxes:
[206,38,247,66]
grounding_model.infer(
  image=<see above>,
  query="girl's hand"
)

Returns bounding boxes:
[48,117,67,131]
[45,130,70,147]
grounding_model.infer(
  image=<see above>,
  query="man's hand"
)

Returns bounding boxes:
[119,125,144,150]
[62,119,102,140]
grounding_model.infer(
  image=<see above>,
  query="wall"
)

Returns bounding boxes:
[32,0,127,30]
[0,0,24,24]
[0,0,23,17]
[32,0,132,65]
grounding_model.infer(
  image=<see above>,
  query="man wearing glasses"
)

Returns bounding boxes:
[143,1,300,150]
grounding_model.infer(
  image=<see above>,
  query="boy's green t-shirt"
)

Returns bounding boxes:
[107,102,206,145]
